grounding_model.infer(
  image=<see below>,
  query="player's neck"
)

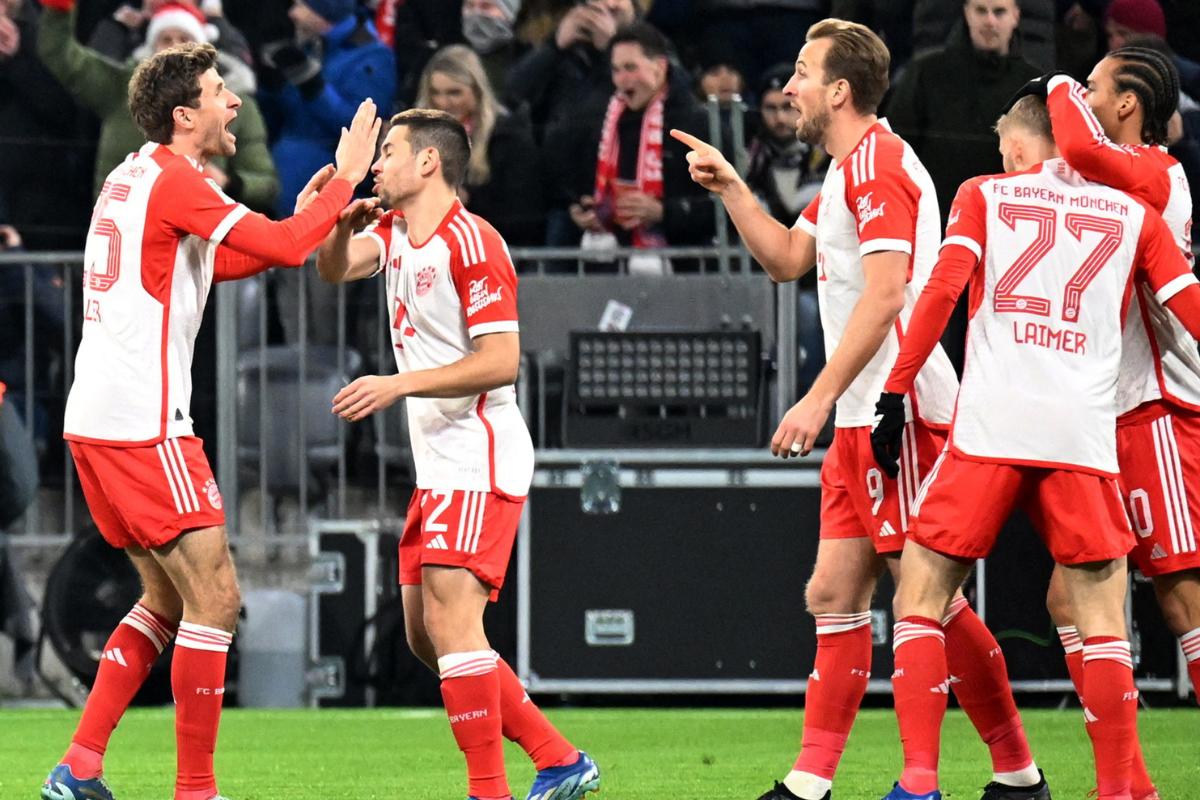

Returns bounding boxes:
[165,137,207,168]
[824,114,879,162]
[400,185,458,245]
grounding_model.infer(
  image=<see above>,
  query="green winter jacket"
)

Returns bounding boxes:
[38,6,279,212]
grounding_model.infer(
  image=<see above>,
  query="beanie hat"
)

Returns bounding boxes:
[758,62,794,98]
[488,0,520,23]
[145,3,210,47]
[300,0,356,24]
[1105,0,1167,39]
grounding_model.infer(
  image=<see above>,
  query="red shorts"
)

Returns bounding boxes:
[820,422,947,554]
[1118,406,1200,577]
[69,436,225,550]
[399,488,524,601]
[909,449,1134,565]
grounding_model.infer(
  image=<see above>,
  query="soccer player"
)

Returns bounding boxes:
[314,108,600,800]
[1027,48,1200,728]
[672,19,1047,800]
[1006,47,1198,800]
[871,95,1200,800]
[41,44,380,800]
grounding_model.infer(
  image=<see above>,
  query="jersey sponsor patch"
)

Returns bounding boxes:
[467,276,503,315]
[855,191,887,231]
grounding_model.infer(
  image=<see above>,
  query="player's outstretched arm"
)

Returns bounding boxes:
[1045,75,1149,195]
[669,128,816,282]
[332,332,520,422]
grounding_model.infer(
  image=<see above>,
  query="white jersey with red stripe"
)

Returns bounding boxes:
[1045,74,1200,415]
[358,201,533,498]
[941,159,1197,475]
[64,143,249,446]
[796,120,958,428]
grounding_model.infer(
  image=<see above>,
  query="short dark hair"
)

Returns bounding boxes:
[129,42,218,144]
[1108,44,1180,146]
[806,18,890,115]
[609,21,670,61]
[388,108,472,188]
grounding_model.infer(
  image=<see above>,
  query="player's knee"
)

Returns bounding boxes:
[805,572,862,615]
[1045,584,1072,626]
[141,590,183,626]
[404,622,436,669]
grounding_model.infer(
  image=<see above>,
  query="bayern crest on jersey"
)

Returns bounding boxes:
[416,265,437,296]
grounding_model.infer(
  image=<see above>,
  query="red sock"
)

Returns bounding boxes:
[173,622,232,800]
[1081,637,1138,800]
[439,651,509,799]
[943,599,1033,774]
[792,613,872,780]
[1063,626,1155,797]
[65,603,176,778]
[1182,628,1200,704]
[494,654,576,770]
[892,616,948,796]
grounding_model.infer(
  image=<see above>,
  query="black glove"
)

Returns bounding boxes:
[870,391,906,479]
[1002,71,1071,114]
[260,40,322,87]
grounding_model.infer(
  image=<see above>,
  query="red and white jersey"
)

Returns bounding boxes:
[64,143,249,445]
[796,121,958,428]
[1046,74,1200,415]
[358,200,533,498]
[941,159,1197,475]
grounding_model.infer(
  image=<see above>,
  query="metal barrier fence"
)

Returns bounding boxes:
[0,245,795,548]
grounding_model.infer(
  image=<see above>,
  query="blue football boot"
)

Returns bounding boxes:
[41,764,116,800]
[882,783,941,800]
[525,750,601,800]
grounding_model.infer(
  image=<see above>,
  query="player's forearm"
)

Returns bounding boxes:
[316,225,355,283]
[223,179,352,265]
[397,347,520,399]
[720,181,815,282]
[213,248,280,282]
[1047,77,1140,192]
[808,283,905,406]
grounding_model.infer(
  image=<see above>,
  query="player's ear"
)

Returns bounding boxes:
[420,147,440,179]
[172,105,193,133]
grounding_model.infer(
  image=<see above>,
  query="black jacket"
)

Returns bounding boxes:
[544,66,721,247]
[465,109,545,247]
[505,38,613,141]
[884,40,1041,221]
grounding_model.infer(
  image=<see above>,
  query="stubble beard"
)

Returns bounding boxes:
[796,107,830,147]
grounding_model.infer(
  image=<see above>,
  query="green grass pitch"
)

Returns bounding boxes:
[2,707,1197,798]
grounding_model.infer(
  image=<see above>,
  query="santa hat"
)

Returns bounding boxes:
[1105,0,1167,39]
[145,3,211,48]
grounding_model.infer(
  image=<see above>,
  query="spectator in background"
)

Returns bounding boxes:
[390,0,462,106]
[696,53,745,106]
[886,0,1040,219]
[507,0,638,139]
[692,0,827,93]
[461,0,527,97]
[885,0,1040,374]
[37,0,278,210]
[549,22,717,269]
[0,0,92,250]
[416,44,545,245]
[1104,0,1200,98]
[911,0,1055,71]
[259,0,395,217]
[86,0,253,67]
[744,63,829,389]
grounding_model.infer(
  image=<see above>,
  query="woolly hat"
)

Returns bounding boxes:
[486,0,521,23]
[145,3,210,47]
[299,0,356,24]
[758,62,794,97]
[1105,0,1167,39]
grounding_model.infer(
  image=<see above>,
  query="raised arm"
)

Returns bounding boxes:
[670,128,816,282]
[37,0,129,116]
[316,201,387,284]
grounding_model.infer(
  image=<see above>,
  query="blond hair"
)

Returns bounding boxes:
[415,45,501,186]
[995,95,1053,141]
[805,18,890,115]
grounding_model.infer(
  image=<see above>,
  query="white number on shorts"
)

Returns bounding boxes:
[866,467,885,516]
[1127,489,1154,539]
[425,490,453,533]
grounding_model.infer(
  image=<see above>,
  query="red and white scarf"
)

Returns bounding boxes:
[593,89,667,248]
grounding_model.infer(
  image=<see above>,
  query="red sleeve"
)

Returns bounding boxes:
[1046,75,1171,210]
[1134,205,1199,303]
[884,179,989,395]
[845,133,921,257]
[156,165,354,266]
[213,248,276,282]
[448,214,519,338]
[796,192,819,235]
[1164,284,1200,341]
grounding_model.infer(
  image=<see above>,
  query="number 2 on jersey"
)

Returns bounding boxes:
[994,202,1124,321]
